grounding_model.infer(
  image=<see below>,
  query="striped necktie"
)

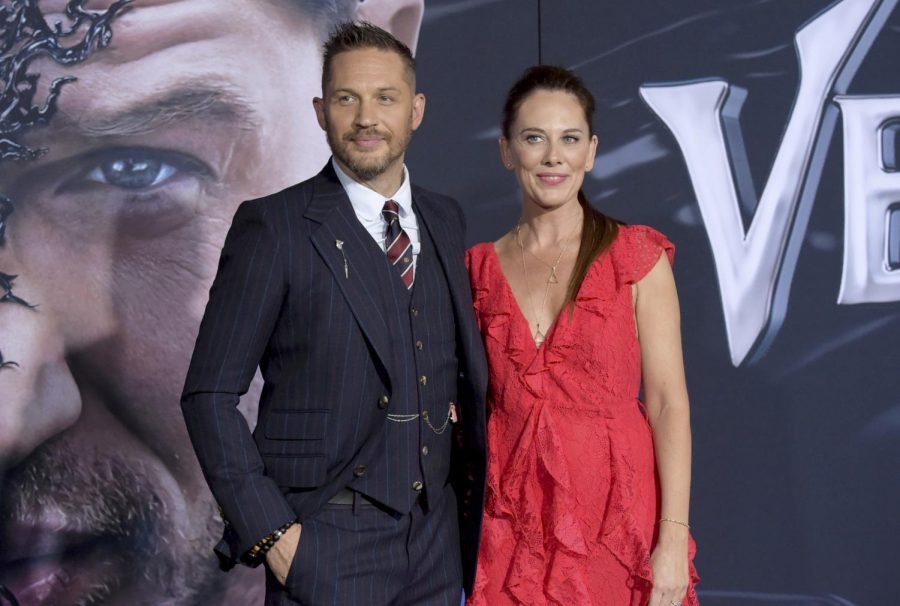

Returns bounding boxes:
[382,200,414,289]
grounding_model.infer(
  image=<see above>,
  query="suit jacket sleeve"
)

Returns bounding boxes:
[180,197,296,563]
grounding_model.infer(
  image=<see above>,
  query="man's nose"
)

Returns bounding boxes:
[354,99,378,128]
[0,302,81,470]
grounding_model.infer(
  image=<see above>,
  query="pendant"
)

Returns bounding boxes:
[534,324,546,346]
[548,267,559,284]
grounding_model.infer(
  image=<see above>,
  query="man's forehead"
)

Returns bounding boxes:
[38,0,138,11]
[17,0,306,148]
[29,0,315,115]
[38,0,312,69]
[39,0,224,33]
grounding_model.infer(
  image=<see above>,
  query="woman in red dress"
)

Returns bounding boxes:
[466,66,700,606]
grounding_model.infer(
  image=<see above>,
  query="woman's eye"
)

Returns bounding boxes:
[525,134,543,143]
[86,154,177,189]
[563,135,580,143]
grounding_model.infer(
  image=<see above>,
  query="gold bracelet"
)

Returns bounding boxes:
[659,517,690,529]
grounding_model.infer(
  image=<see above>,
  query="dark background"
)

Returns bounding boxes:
[411,1,900,604]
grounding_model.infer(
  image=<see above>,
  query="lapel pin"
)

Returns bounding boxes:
[335,240,349,278]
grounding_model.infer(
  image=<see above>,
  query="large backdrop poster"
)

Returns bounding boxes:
[1,1,897,605]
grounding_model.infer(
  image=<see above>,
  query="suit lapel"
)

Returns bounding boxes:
[415,196,469,304]
[305,165,396,384]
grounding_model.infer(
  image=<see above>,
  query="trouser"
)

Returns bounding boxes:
[265,483,463,606]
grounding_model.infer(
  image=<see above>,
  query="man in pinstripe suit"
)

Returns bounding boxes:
[181,22,488,605]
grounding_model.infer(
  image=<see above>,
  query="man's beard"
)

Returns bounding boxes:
[0,436,222,605]
[327,122,413,182]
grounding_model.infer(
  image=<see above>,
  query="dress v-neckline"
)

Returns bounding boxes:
[488,243,565,355]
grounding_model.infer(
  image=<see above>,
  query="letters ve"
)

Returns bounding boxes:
[640,0,900,366]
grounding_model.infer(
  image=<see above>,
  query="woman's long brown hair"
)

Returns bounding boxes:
[502,65,620,305]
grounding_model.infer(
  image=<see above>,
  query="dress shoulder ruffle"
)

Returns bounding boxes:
[609,224,675,287]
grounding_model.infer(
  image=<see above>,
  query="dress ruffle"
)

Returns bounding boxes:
[610,224,675,288]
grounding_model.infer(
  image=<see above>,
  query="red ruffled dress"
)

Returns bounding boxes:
[465,225,700,606]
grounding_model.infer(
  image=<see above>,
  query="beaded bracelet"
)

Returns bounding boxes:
[245,519,298,563]
[659,517,690,529]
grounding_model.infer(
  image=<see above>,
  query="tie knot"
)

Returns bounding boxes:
[382,199,400,219]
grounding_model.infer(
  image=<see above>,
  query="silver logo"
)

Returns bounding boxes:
[640,0,900,365]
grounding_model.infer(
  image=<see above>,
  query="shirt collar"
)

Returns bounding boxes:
[332,158,413,220]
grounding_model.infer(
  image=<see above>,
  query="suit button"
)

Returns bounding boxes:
[421,446,429,456]
[378,395,389,409]
[411,308,419,316]
[412,480,423,491]
[415,340,423,350]
[353,465,367,477]
[419,375,428,386]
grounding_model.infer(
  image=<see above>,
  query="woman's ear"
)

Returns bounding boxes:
[500,137,514,170]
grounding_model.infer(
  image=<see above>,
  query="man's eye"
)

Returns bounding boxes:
[86,154,177,189]
[57,148,209,194]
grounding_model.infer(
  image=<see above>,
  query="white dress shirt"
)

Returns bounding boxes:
[333,158,421,264]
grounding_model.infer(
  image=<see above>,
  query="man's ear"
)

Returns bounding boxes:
[355,0,424,53]
[313,97,327,131]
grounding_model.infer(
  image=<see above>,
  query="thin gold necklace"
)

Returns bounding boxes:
[515,222,578,347]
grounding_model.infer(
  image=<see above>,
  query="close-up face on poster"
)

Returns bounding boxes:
[0,1,897,605]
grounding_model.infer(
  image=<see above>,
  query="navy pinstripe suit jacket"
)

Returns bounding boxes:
[181,162,488,593]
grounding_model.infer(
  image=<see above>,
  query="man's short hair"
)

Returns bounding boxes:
[321,21,417,92]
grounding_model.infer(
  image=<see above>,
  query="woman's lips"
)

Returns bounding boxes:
[537,173,568,185]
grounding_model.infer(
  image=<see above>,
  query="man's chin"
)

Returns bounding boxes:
[340,157,392,182]
[332,143,402,180]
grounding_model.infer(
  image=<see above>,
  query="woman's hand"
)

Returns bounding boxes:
[648,529,690,606]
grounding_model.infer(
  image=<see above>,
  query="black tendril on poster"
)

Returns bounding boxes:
[0,0,133,375]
